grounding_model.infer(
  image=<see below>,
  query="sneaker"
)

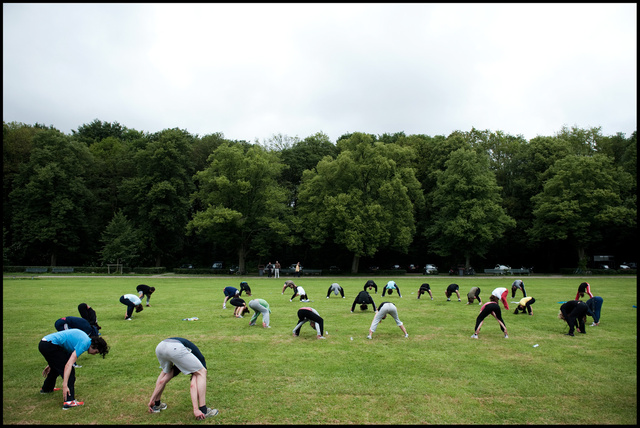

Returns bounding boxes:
[222,305,226,309]
[124,317,132,321]
[40,387,61,394]
[73,363,82,368]
[471,334,478,339]
[504,334,509,339]
[404,333,409,338]
[590,322,597,327]
[447,298,451,301]
[249,322,256,326]
[150,402,167,413]
[458,299,461,302]
[236,315,243,318]
[146,304,151,307]
[204,408,219,418]
[62,400,84,410]
[565,333,574,336]
[317,336,326,339]
[430,297,433,300]
[366,335,372,340]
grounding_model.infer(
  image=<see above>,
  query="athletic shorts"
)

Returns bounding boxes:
[156,339,204,375]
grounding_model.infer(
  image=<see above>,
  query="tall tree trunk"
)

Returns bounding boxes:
[237,244,249,275]
[50,253,57,267]
[351,254,360,274]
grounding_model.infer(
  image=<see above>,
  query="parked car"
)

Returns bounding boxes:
[391,264,402,270]
[180,263,194,269]
[211,261,224,269]
[424,264,438,274]
[229,265,239,274]
[620,262,636,270]
[407,264,420,273]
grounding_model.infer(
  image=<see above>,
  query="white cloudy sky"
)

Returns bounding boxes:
[3,3,637,143]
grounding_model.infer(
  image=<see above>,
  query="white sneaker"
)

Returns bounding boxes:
[504,334,509,339]
[590,322,597,327]
[404,333,409,338]
[471,334,478,339]
[447,298,450,301]
[366,335,372,340]
[204,408,219,418]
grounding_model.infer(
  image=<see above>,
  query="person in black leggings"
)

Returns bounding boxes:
[417,283,433,300]
[292,307,325,339]
[363,280,378,294]
[77,303,101,332]
[471,295,508,339]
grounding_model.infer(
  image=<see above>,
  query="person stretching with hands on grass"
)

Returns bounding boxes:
[471,295,508,339]
[39,328,109,409]
[367,302,408,339]
[292,307,325,339]
[148,337,218,420]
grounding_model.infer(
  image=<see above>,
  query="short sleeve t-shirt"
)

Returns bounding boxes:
[43,329,91,356]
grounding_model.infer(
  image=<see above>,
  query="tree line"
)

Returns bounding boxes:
[2,120,636,273]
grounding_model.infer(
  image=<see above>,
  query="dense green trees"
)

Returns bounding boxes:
[2,120,636,272]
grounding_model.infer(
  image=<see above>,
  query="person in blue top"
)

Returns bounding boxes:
[148,337,218,420]
[55,316,99,337]
[222,286,239,309]
[382,281,402,297]
[39,328,109,409]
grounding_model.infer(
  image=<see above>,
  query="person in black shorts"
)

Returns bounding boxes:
[137,284,156,307]
[292,307,325,339]
[445,283,461,302]
[417,283,433,300]
[229,296,250,318]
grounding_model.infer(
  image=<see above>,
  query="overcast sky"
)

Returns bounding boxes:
[3,3,637,143]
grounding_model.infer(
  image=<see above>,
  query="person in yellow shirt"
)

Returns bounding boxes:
[513,296,536,315]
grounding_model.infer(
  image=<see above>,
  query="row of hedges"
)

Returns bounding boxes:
[3,266,167,274]
[558,268,637,275]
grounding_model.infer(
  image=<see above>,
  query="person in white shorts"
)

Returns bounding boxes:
[367,302,408,339]
[148,337,218,420]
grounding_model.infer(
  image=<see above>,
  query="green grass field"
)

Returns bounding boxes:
[2,274,637,424]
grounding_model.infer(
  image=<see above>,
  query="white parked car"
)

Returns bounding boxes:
[495,264,511,271]
[424,264,438,274]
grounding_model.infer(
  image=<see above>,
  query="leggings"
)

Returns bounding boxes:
[474,303,506,333]
[248,300,270,327]
[39,340,76,400]
[293,309,323,336]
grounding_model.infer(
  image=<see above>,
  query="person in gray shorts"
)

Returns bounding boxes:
[367,302,408,339]
[148,337,218,420]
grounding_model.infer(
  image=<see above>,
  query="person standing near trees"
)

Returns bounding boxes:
[137,284,156,307]
[471,295,508,339]
[266,262,273,278]
[39,328,109,409]
[367,301,408,339]
[295,262,301,278]
[119,293,144,320]
[292,307,325,339]
[148,337,218,420]
[274,261,281,279]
